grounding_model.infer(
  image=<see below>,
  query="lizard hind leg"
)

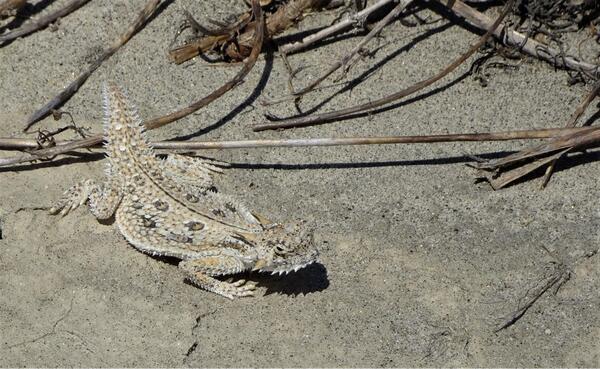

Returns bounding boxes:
[179,257,257,299]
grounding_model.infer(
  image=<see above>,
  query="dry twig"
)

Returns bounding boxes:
[146,0,265,130]
[169,0,321,64]
[495,263,570,332]
[23,0,162,131]
[0,0,89,44]
[278,0,396,55]
[252,0,515,131]
[540,80,600,187]
[471,124,600,189]
[266,0,412,105]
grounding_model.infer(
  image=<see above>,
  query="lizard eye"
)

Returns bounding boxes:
[274,245,286,254]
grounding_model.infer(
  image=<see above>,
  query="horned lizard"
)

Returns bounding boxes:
[50,83,318,299]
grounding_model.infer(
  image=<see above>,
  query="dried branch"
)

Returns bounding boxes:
[277,0,396,55]
[1,126,596,168]
[541,80,600,187]
[252,0,515,131]
[473,81,600,189]
[169,0,321,64]
[23,0,162,131]
[0,0,89,43]
[439,0,600,78]
[145,1,264,130]
[472,126,600,189]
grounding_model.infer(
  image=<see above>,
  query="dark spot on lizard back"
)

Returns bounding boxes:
[185,221,205,231]
[154,199,169,211]
[185,193,199,203]
[142,217,156,228]
[167,232,192,243]
[211,208,226,217]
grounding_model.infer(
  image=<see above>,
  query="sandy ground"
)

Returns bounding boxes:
[1,0,599,366]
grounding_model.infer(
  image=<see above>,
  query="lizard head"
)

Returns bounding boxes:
[251,220,318,275]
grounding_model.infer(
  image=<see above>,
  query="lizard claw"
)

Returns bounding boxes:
[50,180,94,216]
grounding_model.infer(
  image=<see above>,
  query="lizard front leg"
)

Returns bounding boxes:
[50,179,122,220]
[179,256,257,299]
[161,154,227,190]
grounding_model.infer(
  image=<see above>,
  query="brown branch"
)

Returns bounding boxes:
[277,0,396,55]
[1,126,597,168]
[23,0,162,131]
[145,0,264,130]
[440,0,600,79]
[252,0,515,131]
[541,80,600,187]
[471,127,600,189]
[168,0,319,64]
[0,0,88,43]
[472,81,600,189]
[473,126,600,170]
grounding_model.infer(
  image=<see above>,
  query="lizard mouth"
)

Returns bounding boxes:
[260,259,316,275]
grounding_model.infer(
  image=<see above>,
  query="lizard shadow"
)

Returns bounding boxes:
[253,262,329,296]
[149,256,329,296]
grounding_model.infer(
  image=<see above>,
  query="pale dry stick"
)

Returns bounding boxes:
[23,0,162,131]
[278,0,395,55]
[253,0,515,131]
[1,126,598,168]
[265,0,412,106]
[438,0,600,78]
[0,0,89,43]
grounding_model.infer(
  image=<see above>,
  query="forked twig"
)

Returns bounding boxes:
[278,0,396,55]
[145,0,264,130]
[266,0,412,105]
[252,0,515,131]
[495,264,570,333]
[169,0,317,64]
[1,126,597,168]
[0,0,89,43]
[23,0,162,131]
